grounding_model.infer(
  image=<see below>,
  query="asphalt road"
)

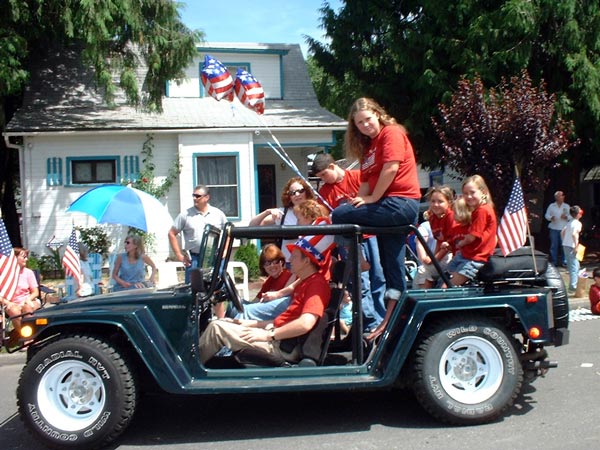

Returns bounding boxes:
[1,318,599,450]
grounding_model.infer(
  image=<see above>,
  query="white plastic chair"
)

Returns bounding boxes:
[156,261,184,288]
[227,261,249,301]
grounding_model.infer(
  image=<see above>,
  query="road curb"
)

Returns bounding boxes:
[0,352,27,364]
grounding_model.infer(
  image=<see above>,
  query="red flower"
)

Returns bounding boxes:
[142,177,148,183]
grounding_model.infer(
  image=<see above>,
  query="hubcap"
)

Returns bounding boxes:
[37,360,106,431]
[439,336,504,404]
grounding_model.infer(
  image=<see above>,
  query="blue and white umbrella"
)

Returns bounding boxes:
[67,184,172,233]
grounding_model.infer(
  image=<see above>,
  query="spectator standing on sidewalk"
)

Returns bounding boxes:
[544,191,570,267]
[561,205,583,293]
[169,185,227,283]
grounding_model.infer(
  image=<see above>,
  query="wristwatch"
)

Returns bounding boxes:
[269,328,276,342]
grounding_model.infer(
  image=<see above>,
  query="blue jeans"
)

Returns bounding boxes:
[563,246,579,291]
[236,296,292,321]
[184,253,201,284]
[362,237,386,329]
[332,197,419,292]
[549,229,565,266]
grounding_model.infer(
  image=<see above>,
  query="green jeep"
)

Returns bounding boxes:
[3,222,569,449]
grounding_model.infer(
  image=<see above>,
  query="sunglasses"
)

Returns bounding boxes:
[193,193,207,199]
[263,260,282,267]
[288,188,306,197]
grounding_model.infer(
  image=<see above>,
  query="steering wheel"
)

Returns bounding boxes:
[222,272,244,314]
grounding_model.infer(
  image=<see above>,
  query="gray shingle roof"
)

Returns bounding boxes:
[6,43,346,133]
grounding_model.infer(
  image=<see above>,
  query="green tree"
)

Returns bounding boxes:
[0,0,202,241]
[307,0,600,173]
[433,71,578,213]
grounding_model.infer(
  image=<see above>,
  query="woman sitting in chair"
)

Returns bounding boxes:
[1,247,40,335]
[112,235,157,290]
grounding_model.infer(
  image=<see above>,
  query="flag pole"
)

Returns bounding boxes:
[515,166,539,275]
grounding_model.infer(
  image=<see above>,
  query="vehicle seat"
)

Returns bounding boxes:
[477,247,549,282]
[234,260,349,367]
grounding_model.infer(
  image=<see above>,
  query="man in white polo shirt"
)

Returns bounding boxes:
[168,185,227,282]
[544,190,570,267]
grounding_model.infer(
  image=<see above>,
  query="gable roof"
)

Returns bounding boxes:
[5,43,346,134]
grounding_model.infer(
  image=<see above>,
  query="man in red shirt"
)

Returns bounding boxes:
[199,232,333,365]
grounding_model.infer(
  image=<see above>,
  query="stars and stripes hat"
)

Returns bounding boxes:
[286,218,335,266]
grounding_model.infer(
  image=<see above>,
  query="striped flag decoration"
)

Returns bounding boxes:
[0,219,19,300]
[498,178,528,256]
[62,228,83,285]
[234,68,265,114]
[201,55,234,102]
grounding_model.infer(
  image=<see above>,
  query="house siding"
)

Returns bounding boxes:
[167,52,282,99]
[20,133,179,262]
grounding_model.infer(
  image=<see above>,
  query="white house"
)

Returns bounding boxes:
[3,42,347,264]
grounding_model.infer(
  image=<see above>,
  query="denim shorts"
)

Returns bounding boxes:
[447,253,485,281]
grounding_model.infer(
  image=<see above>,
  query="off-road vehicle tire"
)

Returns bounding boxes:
[17,334,137,449]
[411,316,523,425]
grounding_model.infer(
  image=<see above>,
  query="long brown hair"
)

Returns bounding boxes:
[344,97,404,160]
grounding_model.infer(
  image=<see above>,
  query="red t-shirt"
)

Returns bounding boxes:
[429,208,454,242]
[589,284,600,315]
[256,269,292,299]
[274,271,330,328]
[360,125,421,199]
[460,203,497,262]
[447,222,470,255]
[319,170,361,209]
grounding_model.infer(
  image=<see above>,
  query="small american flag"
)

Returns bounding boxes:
[62,228,83,284]
[234,68,265,114]
[201,55,234,101]
[498,178,528,256]
[0,219,19,300]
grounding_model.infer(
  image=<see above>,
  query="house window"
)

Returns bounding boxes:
[46,157,63,186]
[196,154,239,217]
[68,157,118,185]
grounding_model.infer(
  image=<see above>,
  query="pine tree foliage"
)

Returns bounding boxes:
[308,0,600,170]
[1,0,201,110]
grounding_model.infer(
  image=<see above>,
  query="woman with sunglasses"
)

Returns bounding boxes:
[249,177,316,260]
[112,235,157,290]
[216,243,294,320]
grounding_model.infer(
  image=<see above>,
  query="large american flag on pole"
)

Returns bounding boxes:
[62,228,83,284]
[0,219,19,300]
[498,178,528,256]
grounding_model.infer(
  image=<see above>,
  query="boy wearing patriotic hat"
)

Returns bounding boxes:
[199,231,335,365]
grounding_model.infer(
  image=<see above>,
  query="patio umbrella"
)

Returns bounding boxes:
[67,184,173,233]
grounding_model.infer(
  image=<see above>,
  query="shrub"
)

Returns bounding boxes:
[233,242,260,281]
[76,226,110,261]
